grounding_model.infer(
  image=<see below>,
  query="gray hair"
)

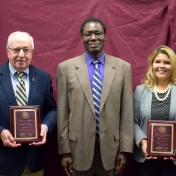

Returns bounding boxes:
[6,31,34,49]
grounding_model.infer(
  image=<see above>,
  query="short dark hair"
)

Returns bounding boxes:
[80,17,106,35]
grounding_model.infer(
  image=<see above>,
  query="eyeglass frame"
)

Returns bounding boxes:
[82,31,105,39]
[8,47,33,55]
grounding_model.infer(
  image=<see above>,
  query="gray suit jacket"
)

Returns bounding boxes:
[133,84,176,165]
[57,53,134,171]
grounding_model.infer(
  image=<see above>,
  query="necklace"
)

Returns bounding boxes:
[153,84,171,102]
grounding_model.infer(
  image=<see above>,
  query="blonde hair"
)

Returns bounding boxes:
[142,45,176,88]
[6,31,34,49]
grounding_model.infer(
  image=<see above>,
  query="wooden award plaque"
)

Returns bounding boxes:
[147,120,176,157]
[10,105,42,143]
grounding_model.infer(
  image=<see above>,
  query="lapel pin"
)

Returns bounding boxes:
[32,77,35,81]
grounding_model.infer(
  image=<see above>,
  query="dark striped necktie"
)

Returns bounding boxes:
[16,72,27,106]
[92,60,102,136]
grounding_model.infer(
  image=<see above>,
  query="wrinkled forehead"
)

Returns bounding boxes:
[83,22,104,32]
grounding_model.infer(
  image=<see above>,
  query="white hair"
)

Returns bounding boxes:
[6,31,34,49]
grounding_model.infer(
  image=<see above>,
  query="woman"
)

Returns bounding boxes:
[133,46,176,176]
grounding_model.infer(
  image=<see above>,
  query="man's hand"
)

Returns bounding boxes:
[115,152,127,174]
[61,153,73,176]
[141,139,157,160]
[0,129,21,148]
[29,124,47,146]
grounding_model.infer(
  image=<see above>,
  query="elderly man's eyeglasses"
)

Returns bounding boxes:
[82,32,105,39]
[8,47,33,55]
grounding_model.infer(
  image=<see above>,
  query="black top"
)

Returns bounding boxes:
[151,89,171,120]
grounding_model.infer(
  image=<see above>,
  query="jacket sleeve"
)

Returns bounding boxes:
[119,64,134,153]
[41,74,57,134]
[133,85,147,148]
[56,64,70,154]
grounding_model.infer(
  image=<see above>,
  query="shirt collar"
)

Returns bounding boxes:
[86,52,105,66]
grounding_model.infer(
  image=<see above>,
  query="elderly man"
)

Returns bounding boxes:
[57,17,133,176]
[0,31,56,176]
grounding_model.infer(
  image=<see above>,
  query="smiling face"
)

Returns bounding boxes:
[7,33,33,72]
[81,22,106,58]
[152,53,172,84]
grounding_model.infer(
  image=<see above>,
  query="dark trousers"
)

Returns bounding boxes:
[134,158,176,176]
[0,167,43,176]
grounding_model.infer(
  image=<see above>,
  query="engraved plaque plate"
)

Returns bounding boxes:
[147,120,176,157]
[10,105,41,143]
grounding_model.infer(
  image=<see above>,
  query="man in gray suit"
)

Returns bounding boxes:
[57,17,133,176]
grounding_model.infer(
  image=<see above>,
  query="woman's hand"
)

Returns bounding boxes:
[141,139,157,160]
[164,157,176,161]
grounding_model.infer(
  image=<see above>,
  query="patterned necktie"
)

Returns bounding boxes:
[92,60,103,136]
[16,72,27,106]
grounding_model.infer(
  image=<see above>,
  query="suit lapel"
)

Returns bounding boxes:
[0,62,17,105]
[76,54,95,114]
[100,54,115,112]
[28,66,38,105]
[146,88,152,119]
